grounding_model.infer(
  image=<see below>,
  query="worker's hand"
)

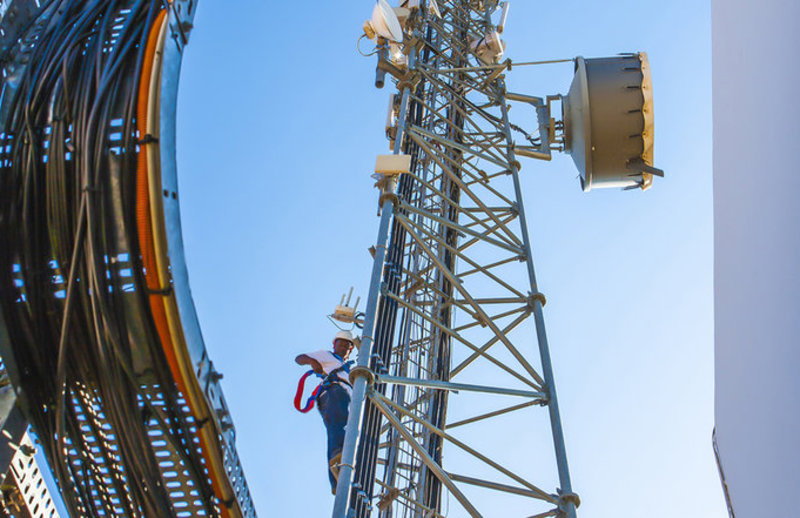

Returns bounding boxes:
[295,354,324,375]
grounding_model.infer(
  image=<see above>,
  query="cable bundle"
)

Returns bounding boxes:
[0,1,218,515]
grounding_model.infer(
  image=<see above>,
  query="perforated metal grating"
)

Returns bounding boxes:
[56,382,225,517]
[0,1,256,516]
[1,434,60,518]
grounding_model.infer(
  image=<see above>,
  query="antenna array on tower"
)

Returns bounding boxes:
[334,1,584,516]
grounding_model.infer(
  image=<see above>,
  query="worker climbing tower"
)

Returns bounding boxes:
[333,1,660,517]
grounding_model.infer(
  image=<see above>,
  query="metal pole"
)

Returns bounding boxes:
[375,374,545,399]
[497,77,578,518]
[332,47,418,518]
[331,201,393,518]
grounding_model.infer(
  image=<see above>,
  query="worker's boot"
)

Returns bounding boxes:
[329,452,342,491]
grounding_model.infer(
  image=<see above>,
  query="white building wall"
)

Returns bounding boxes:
[713,1,800,516]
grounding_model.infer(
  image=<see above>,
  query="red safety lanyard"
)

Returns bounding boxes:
[294,370,322,413]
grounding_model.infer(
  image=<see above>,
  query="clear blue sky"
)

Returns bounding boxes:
[175,1,720,516]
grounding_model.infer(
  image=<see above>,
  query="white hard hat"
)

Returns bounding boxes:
[333,330,355,345]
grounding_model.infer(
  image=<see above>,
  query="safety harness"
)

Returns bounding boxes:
[294,354,354,414]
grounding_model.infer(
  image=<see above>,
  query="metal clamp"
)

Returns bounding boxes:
[528,291,547,308]
[559,491,581,509]
[379,190,399,208]
[349,365,375,386]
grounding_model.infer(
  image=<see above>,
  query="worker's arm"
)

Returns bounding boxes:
[295,354,323,374]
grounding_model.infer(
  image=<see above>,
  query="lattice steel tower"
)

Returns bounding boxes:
[333,1,660,517]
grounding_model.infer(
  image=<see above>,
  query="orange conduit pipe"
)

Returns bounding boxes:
[135,10,236,518]
[136,10,187,397]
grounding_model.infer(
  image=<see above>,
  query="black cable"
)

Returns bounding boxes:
[0,1,220,516]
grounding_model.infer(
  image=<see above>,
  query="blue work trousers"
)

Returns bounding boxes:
[316,383,351,490]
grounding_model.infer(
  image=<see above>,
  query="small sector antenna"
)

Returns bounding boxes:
[331,287,364,328]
